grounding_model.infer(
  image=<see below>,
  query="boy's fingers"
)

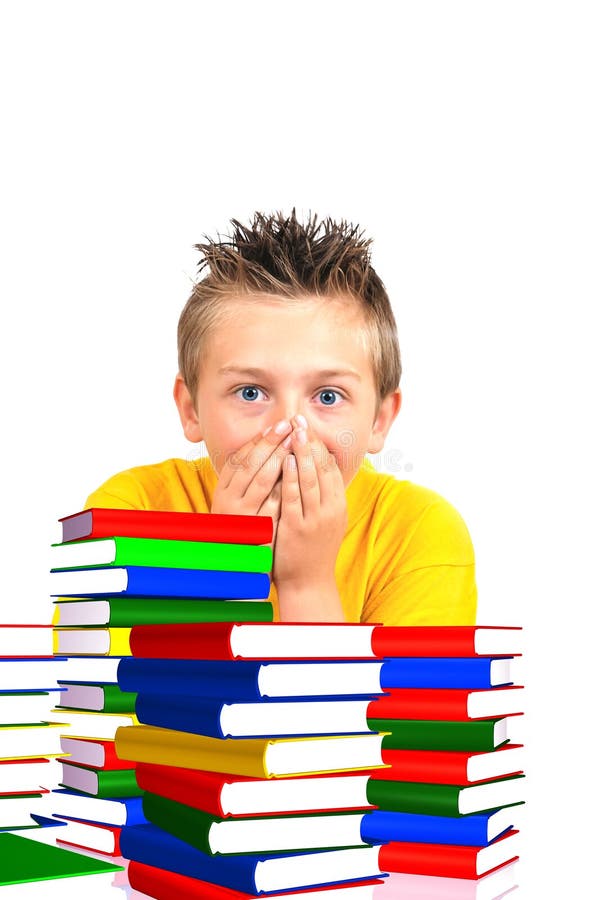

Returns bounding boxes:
[291,427,320,517]
[220,422,292,493]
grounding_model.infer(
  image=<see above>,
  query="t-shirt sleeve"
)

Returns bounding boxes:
[360,494,477,626]
[84,470,155,510]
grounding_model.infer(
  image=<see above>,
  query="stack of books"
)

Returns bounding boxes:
[46,506,275,861]
[114,619,398,897]
[0,624,64,831]
[362,626,526,884]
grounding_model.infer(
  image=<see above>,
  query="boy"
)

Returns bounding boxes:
[86,211,476,625]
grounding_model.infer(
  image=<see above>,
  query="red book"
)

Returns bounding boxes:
[374,744,525,785]
[136,763,377,818]
[367,686,525,722]
[129,622,522,661]
[378,830,520,879]
[57,819,121,856]
[128,861,383,900]
[59,508,273,545]
[59,736,134,770]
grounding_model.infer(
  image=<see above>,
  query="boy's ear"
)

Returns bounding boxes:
[367,389,402,455]
[173,374,203,443]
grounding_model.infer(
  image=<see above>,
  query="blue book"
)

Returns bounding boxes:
[135,693,374,738]
[49,566,271,599]
[380,657,515,689]
[120,823,382,893]
[50,789,147,827]
[118,658,387,700]
[360,805,524,847]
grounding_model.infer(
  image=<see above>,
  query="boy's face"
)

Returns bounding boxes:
[176,294,401,488]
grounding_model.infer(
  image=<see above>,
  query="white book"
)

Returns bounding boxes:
[0,693,60,725]
[46,709,137,741]
[0,758,61,793]
[0,723,65,760]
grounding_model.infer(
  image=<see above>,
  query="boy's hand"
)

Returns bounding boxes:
[210,421,293,543]
[273,417,348,609]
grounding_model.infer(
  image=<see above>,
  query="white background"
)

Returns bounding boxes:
[1,2,596,897]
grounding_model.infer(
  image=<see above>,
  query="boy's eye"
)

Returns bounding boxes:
[237,386,263,402]
[318,389,341,406]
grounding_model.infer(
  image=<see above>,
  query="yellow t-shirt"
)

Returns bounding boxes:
[85,456,477,625]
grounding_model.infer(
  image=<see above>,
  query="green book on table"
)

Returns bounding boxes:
[374,717,516,752]
[53,597,274,626]
[50,536,272,572]
[0,831,123,885]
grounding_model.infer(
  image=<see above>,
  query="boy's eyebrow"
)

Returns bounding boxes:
[217,366,362,382]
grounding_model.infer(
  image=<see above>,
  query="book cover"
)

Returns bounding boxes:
[59,507,273,545]
[55,818,122,856]
[50,565,271,599]
[0,831,123,885]
[54,597,274,627]
[118,657,387,700]
[50,536,272,573]
[115,725,386,778]
[135,764,377,817]
[377,829,520,879]
[365,774,525,816]
[135,694,377,738]
[120,823,383,893]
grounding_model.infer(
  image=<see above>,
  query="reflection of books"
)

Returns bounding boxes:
[115,725,386,777]
[121,822,383,893]
[0,830,122,885]
[128,860,383,900]
[378,829,520,879]
[372,863,519,899]
[54,597,273,626]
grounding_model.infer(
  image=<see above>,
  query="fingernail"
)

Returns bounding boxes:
[294,414,308,429]
[274,419,291,435]
[282,435,292,449]
[295,428,307,445]
[262,425,273,437]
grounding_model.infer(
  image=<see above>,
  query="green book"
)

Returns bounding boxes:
[0,831,123,885]
[54,597,274,626]
[372,718,511,752]
[366,774,526,816]
[143,792,365,856]
[58,682,137,714]
[50,536,272,573]
[60,761,142,798]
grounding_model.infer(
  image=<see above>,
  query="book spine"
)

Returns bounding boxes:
[65,508,273,545]
[118,658,262,701]
[380,657,502,690]
[135,763,226,818]
[135,695,226,739]
[371,627,477,658]
[143,792,214,854]
[375,748,469,784]
[95,768,143,798]
[109,538,272,573]
[360,809,493,846]
[130,622,235,659]
[374,719,500,752]
[108,599,274,626]
[378,839,481,878]
[101,684,138,714]
[366,779,463,816]
[367,690,468,721]
[126,568,271,600]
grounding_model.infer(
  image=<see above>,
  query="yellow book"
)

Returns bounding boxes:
[52,627,131,656]
[115,725,386,778]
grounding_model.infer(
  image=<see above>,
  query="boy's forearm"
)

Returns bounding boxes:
[276,577,346,623]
